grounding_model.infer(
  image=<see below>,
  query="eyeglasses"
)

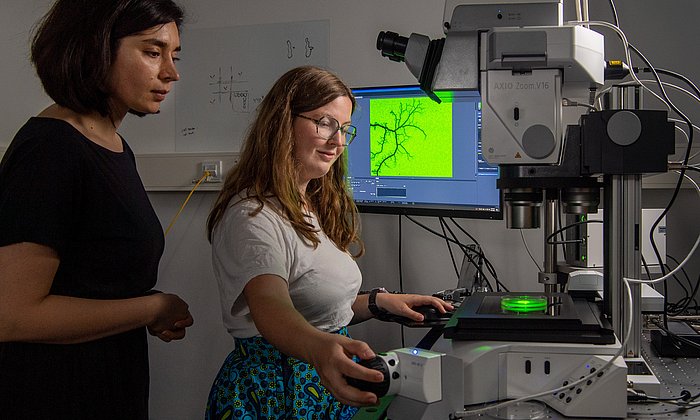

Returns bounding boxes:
[294,114,357,146]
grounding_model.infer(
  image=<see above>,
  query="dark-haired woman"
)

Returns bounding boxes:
[0,1,193,418]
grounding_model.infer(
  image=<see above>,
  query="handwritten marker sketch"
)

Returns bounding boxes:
[180,127,196,137]
[305,37,314,57]
[175,20,329,152]
[208,66,249,112]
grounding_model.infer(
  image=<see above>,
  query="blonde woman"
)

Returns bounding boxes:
[205,65,451,419]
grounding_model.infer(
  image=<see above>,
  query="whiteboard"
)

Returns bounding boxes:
[174,20,329,152]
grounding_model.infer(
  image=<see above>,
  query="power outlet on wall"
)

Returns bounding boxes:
[200,161,223,183]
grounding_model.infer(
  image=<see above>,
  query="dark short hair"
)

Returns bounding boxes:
[31,0,185,117]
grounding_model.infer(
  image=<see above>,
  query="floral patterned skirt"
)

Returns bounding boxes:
[205,327,359,420]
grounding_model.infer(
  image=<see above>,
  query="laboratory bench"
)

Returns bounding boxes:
[353,331,700,420]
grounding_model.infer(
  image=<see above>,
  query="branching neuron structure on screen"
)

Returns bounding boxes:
[370,99,426,176]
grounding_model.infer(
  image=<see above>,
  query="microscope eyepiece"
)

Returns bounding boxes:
[377,31,409,63]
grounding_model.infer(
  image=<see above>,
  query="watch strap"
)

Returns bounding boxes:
[368,287,388,317]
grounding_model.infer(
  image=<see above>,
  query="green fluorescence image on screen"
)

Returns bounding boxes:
[369,96,453,177]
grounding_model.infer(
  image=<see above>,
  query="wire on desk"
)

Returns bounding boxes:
[651,320,700,352]
[628,388,700,407]
[665,255,700,316]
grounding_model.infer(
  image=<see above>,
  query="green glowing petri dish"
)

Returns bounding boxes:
[500,296,548,313]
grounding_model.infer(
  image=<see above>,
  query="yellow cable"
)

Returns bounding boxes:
[164,171,210,236]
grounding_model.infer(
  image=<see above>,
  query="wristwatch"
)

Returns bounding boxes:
[368,287,389,317]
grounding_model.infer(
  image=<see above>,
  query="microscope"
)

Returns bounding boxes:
[356,1,675,418]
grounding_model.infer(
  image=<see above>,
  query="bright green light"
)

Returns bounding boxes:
[500,296,548,313]
[434,91,455,102]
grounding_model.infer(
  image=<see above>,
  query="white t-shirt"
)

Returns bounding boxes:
[211,195,363,338]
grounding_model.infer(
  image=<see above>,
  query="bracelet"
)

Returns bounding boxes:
[368,287,389,317]
[358,288,401,295]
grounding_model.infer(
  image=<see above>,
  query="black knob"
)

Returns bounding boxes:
[345,357,391,397]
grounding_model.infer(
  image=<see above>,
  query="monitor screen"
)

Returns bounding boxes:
[347,85,502,219]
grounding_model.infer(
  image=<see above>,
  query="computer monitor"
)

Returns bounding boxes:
[347,85,502,219]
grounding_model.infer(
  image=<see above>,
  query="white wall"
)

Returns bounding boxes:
[1,1,698,419]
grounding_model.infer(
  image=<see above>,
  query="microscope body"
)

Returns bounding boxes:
[371,1,676,418]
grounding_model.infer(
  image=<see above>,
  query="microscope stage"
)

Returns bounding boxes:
[443,292,616,344]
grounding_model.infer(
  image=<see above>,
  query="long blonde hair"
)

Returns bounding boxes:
[207,66,364,257]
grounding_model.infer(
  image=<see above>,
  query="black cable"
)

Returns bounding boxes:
[448,217,482,247]
[643,67,699,238]
[398,215,403,292]
[613,24,698,272]
[667,255,695,300]
[652,320,700,352]
[663,275,670,325]
[638,389,700,405]
[665,255,700,316]
[664,263,691,316]
[404,215,508,292]
[443,218,505,292]
[630,49,695,279]
[447,218,503,289]
[439,218,498,292]
[437,219,482,289]
[628,49,695,332]
[606,8,695,330]
[398,215,405,348]
[664,389,700,403]
[443,219,489,269]
[641,254,653,284]
[520,229,542,272]
[439,217,460,278]
[545,220,603,245]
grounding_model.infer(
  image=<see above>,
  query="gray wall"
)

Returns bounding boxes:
[1,1,698,419]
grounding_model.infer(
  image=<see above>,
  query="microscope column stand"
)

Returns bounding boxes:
[602,85,644,358]
[542,191,560,299]
[604,174,642,357]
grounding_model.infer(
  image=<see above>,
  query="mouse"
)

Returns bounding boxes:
[412,305,453,321]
